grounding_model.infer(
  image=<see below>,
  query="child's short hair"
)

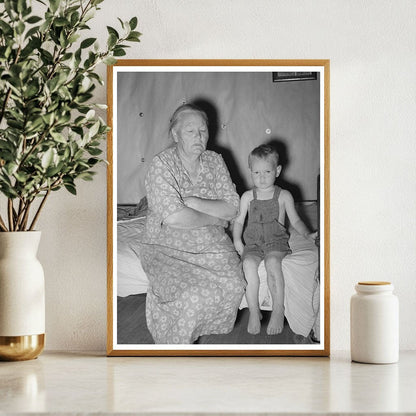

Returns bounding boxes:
[248,144,279,169]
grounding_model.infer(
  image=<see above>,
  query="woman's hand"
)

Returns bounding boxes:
[183,196,199,210]
[233,239,245,256]
[183,196,237,221]
[307,231,318,241]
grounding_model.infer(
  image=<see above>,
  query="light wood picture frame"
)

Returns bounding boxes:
[107,60,330,356]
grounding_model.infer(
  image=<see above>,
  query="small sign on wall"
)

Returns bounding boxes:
[272,72,318,82]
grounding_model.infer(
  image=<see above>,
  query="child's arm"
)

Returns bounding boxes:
[232,191,251,256]
[281,190,316,241]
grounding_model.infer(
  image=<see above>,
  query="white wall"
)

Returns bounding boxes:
[37,0,416,351]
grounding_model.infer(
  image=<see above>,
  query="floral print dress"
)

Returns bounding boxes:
[140,146,246,344]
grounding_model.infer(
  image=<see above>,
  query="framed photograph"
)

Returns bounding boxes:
[107,60,330,356]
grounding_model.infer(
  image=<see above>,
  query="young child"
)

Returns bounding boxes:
[233,144,316,335]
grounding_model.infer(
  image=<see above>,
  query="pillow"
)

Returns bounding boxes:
[117,197,148,221]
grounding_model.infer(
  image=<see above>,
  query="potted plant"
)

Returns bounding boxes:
[0,0,140,360]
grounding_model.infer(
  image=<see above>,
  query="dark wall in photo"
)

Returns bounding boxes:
[117,72,320,203]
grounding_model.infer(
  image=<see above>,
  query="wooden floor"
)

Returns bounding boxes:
[117,294,314,345]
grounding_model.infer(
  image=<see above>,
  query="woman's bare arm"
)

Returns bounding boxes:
[232,191,251,255]
[183,196,238,221]
[163,206,226,229]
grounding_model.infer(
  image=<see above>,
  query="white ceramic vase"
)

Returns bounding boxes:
[0,231,45,361]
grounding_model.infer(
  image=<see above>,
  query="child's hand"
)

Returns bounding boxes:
[307,231,318,242]
[234,240,245,256]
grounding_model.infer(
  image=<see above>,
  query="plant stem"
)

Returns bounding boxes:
[20,199,32,230]
[7,199,14,231]
[15,199,27,231]
[29,189,50,231]
[0,214,8,232]
[18,120,58,170]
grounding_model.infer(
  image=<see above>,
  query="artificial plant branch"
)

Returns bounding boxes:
[28,189,50,231]
[0,214,8,232]
[0,46,22,124]
[20,199,33,231]
[7,199,14,231]
[18,120,58,170]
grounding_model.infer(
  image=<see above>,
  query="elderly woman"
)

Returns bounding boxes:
[140,104,246,344]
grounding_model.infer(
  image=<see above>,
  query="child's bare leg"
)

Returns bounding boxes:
[242,256,262,334]
[264,252,286,335]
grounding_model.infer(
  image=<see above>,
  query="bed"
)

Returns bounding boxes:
[116,198,320,342]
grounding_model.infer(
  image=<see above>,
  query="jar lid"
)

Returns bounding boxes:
[358,281,391,285]
[355,281,394,293]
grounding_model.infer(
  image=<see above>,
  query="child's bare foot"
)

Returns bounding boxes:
[267,308,284,335]
[247,310,262,334]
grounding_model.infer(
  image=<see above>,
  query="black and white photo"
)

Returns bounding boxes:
[107,60,330,356]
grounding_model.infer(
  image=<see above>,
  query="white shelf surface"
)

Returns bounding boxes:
[0,350,415,415]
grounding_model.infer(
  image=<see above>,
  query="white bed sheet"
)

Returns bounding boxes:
[117,216,320,339]
[239,231,320,338]
[117,217,149,297]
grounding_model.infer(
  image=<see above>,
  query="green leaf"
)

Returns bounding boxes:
[129,16,138,30]
[49,0,60,13]
[70,11,80,26]
[126,31,141,42]
[106,26,119,39]
[41,148,55,169]
[23,83,39,98]
[5,162,18,176]
[59,29,67,47]
[45,165,62,177]
[107,33,117,49]
[75,93,93,103]
[25,117,44,134]
[54,17,69,27]
[113,47,126,57]
[80,37,96,49]
[78,171,95,181]
[88,120,100,138]
[85,109,95,120]
[63,147,70,160]
[17,0,26,13]
[87,147,102,156]
[16,21,25,35]
[0,20,13,35]
[42,112,55,126]
[26,15,42,24]
[117,17,125,29]
[50,131,67,143]
[68,33,80,44]
[64,183,76,195]
[14,171,28,183]
[87,158,100,166]
[24,25,40,39]
[103,56,117,65]
[4,1,16,19]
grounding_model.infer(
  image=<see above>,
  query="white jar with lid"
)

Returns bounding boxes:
[350,281,399,364]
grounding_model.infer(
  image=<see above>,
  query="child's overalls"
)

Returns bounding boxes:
[242,186,291,260]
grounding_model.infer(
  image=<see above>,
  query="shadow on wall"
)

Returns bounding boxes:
[190,99,305,201]
[192,98,247,196]
[266,138,304,202]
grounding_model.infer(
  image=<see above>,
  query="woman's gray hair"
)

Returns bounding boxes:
[168,103,208,141]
